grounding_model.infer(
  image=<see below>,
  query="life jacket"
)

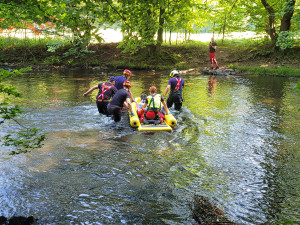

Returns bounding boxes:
[147,94,161,113]
[97,83,113,100]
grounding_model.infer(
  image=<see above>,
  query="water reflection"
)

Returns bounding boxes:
[208,75,217,96]
[0,70,299,224]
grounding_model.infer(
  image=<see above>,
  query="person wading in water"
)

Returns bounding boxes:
[83,76,117,116]
[163,70,184,111]
[107,80,134,122]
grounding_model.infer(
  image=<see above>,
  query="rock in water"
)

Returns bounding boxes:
[202,67,243,76]
[192,195,236,225]
[8,216,37,225]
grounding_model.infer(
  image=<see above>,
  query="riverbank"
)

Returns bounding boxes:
[1,39,299,76]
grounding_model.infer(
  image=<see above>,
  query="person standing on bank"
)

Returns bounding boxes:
[209,37,219,70]
[107,81,134,122]
[163,70,184,111]
[83,76,117,116]
[114,69,134,101]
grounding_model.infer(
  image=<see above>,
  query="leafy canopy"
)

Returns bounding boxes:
[0,68,46,155]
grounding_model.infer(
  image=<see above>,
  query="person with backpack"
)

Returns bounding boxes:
[163,70,184,110]
[140,86,168,124]
[83,76,117,116]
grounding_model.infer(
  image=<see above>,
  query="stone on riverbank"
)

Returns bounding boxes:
[202,67,244,76]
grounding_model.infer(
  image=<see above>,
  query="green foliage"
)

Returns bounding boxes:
[4,128,46,155]
[0,67,46,155]
[117,35,144,55]
[47,40,66,53]
[43,55,61,65]
[1,0,298,55]
[276,31,296,50]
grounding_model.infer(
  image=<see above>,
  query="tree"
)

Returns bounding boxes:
[0,0,114,56]
[259,0,297,49]
[115,0,208,55]
[242,0,297,49]
[0,68,46,155]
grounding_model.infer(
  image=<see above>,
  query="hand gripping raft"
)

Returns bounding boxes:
[129,98,177,131]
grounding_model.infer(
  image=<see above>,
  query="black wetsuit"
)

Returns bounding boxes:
[107,89,130,122]
[167,76,184,110]
[96,82,117,116]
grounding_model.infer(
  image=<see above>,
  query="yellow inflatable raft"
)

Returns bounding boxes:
[129,98,177,131]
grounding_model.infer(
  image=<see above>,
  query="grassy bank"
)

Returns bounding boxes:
[0,37,299,76]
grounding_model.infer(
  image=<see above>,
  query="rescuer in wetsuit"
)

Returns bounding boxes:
[83,76,117,116]
[114,69,134,101]
[107,80,134,122]
[163,70,184,111]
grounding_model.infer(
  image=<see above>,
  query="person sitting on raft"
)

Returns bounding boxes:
[139,86,169,124]
[137,94,147,115]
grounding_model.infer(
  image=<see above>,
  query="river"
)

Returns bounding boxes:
[0,69,299,224]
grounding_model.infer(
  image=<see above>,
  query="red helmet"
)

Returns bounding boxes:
[123,69,132,76]
[123,80,131,88]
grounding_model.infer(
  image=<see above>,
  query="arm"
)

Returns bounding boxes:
[123,97,133,112]
[141,102,148,109]
[163,84,171,98]
[128,89,135,102]
[83,85,98,97]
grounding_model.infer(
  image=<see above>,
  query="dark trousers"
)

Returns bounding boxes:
[96,101,109,115]
[167,94,183,110]
[107,104,122,122]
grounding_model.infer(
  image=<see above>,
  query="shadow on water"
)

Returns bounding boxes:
[0,70,299,224]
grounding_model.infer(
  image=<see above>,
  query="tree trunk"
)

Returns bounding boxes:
[157,8,165,44]
[261,0,277,46]
[169,30,172,45]
[156,7,165,53]
[165,30,167,43]
[280,0,296,32]
[222,15,226,43]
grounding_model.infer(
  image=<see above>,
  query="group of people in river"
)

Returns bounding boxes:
[83,69,184,124]
[83,37,219,123]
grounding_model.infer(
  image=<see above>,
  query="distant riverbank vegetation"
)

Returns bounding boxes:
[1,36,299,76]
[0,0,299,75]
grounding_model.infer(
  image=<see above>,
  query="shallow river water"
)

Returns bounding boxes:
[0,70,299,225]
